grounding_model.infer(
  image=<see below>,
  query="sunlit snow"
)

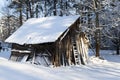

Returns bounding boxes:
[0,50,120,80]
[5,15,80,45]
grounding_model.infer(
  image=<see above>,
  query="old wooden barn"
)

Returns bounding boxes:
[5,15,89,66]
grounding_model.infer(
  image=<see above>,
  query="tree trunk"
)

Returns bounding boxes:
[19,2,23,26]
[95,12,100,57]
[92,0,100,57]
[65,1,68,16]
[116,45,120,55]
[53,0,57,16]
[60,0,63,16]
[26,1,29,19]
[28,1,33,18]
[44,0,47,17]
[31,0,34,18]
[36,5,39,18]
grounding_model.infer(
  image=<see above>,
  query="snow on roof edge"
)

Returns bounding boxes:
[5,15,80,45]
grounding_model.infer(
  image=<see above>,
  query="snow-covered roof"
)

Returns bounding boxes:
[5,15,80,45]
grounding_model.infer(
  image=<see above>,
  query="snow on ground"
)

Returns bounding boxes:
[0,50,120,80]
[0,48,11,60]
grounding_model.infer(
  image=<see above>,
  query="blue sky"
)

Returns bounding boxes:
[0,0,5,17]
[0,0,4,6]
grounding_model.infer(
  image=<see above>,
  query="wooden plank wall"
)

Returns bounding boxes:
[53,18,81,66]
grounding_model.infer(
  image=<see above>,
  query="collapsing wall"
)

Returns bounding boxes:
[53,19,89,66]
